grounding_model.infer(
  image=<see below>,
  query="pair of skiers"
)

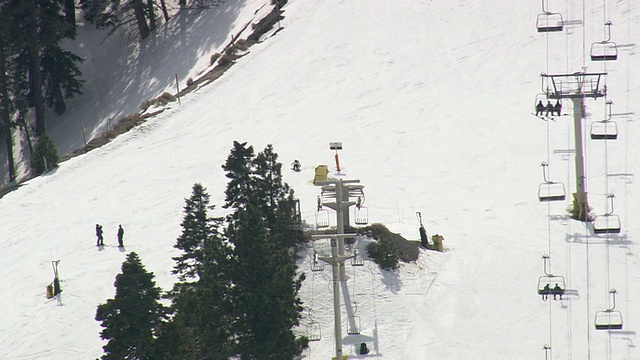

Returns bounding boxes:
[96,224,124,247]
[541,283,564,300]
[535,100,562,117]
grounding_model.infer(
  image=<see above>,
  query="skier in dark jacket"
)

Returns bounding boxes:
[96,224,104,246]
[117,225,124,247]
[553,283,563,300]
[291,159,301,172]
[535,100,545,116]
[545,101,554,116]
[553,100,562,116]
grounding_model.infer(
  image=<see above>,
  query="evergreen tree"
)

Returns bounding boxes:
[30,133,59,174]
[63,0,77,38]
[79,0,158,40]
[366,235,399,270]
[221,141,255,213]
[8,0,84,134]
[165,183,234,359]
[41,45,84,115]
[252,144,303,248]
[223,143,306,358]
[0,6,17,182]
[95,252,166,360]
[22,0,46,136]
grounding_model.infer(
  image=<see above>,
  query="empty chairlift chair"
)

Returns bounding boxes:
[591,21,618,62]
[593,193,621,234]
[591,121,618,140]
[538,162,566,202]
[591,100,618,140]
[536,12,564,32]
[346,302,362,335]
[306,310,322,341]
[536,0,564,33]
[595,289,623,330]
[351,250,365,266]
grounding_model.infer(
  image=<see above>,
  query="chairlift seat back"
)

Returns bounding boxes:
[538,182,566,202]
[593,214,621,234]
[536,13,564,32]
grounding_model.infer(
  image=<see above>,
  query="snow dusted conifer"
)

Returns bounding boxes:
[165,183,234,358]
[223,143,306,358]
[95,252,166,360]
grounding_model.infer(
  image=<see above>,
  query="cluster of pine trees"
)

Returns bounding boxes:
[0,0,223,179]
[0,0,83,179]
[96,141,308,359]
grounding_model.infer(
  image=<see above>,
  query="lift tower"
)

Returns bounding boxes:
[540,71,607,221]
[314,175,365,359]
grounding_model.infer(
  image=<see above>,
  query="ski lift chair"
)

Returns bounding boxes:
[595,289,623,330]
[307,310,322,341]
[290,199,303,231]
[534,93,551,117]
[537,274,566,299]
[593,194,621,234]
[593,214,621,234]
[595,310,624,330]
[352,196,368,226]
[538,162,566,202]
[347,315,362,335]
[537,254,565,299]
[591,21,618,61]
[591,41,619,61]
[315,196,330,228]
[307,321,322,341]
[591,121,618,140]
[590,100,618,140]
[536,12,564,32]
[351,250,365,266]
[310,251,325,272]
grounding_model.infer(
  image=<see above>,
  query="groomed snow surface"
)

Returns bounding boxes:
[1,0,639,359]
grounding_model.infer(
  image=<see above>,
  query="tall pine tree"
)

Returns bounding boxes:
[9,0,84,135]
[79,0,157,40]
[223,142,306,358]
[164,183,234,359]
[0,5,17,182]
[95,252,166,360]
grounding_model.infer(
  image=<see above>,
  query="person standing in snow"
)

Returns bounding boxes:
[96,224,104,246]
[117,225,124,247]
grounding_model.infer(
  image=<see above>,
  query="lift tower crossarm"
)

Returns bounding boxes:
[540,72,607,99]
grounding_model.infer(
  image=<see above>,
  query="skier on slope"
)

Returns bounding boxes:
[291,159,301,172]
[117,225,124,247]
[96,224,104,246]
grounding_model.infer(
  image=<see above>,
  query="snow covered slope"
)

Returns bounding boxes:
[1,0,639,359]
